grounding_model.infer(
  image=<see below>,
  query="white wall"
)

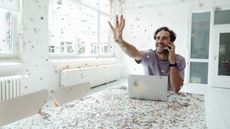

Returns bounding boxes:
[116,0,230,84]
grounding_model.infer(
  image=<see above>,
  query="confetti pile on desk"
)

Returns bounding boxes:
[2,86,206,129]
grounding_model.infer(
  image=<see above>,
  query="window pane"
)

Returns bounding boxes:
[218,33,230,76]
[49,0,80,54]
[49,0,112,57]
[99,14,112,55]
[214,10,230,25]
[0,8,13,54]
[190,62,208,84]
[49,0,98,56]
[78,6,97,56]
[191,12,210,59]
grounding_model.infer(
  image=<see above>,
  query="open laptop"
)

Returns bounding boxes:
[128,75,168,101]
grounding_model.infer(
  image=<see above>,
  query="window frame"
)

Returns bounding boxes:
[0,7,20,60]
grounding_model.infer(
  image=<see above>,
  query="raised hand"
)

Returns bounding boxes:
[108,15,125,43]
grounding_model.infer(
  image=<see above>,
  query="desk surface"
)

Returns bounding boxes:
[3,86,206,129]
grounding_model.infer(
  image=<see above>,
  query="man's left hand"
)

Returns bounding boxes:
[166,42,176,64]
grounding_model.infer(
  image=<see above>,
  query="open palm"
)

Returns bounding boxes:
[108,15,125,43]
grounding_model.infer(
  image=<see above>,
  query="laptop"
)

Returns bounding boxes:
[128,74,168,101]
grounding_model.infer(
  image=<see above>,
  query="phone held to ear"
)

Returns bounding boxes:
[168,46,171,50]
[168,42,173,50]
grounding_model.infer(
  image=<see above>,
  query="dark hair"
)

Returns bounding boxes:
[153,26,176,42]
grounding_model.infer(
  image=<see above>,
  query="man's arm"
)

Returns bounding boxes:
[108,15,144,60]
[166,42,183,93]
[116,40,144,60]
[169,67,183,93]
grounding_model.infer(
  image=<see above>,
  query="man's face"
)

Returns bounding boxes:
[155,30,171,53]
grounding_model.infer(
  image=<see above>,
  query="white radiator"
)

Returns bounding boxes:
[61,64,122,88]
[0,75,22,102]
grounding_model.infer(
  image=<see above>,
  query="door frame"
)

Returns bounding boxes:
[188,7,230,87]
[210,24,230,88]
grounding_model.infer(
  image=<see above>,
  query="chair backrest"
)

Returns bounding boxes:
[51,82,90,106]
[0,89,49,127]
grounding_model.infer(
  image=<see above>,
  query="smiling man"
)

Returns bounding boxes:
[108,15,186,93]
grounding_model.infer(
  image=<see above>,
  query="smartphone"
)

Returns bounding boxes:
[167,46,171,50]
[164,46,171,50]
[168,42,173,50]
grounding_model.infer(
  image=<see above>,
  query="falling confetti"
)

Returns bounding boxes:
[57,0,63,5]
[30,17,34,22]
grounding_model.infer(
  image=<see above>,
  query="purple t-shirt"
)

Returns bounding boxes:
[135,49,186,90]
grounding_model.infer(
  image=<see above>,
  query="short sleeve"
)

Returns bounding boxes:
[134,49,154,65]
[176,55,186,80]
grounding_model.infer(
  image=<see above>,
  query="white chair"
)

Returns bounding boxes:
[51,82,90,106]
[0,89,49,127]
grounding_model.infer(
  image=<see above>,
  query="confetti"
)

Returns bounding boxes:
[4,87,206,128]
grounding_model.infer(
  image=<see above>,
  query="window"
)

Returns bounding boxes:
[49,0,113,57]
[191,12,210,59]
[59,41,74,53]
[190,62,208,84]
[214,10,230,25]
[189,12,210,84]
[0,7,18,57]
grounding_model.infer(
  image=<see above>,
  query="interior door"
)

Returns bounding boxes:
[211,25,230,88]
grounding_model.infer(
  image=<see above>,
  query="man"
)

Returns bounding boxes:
[108,15,186,93]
